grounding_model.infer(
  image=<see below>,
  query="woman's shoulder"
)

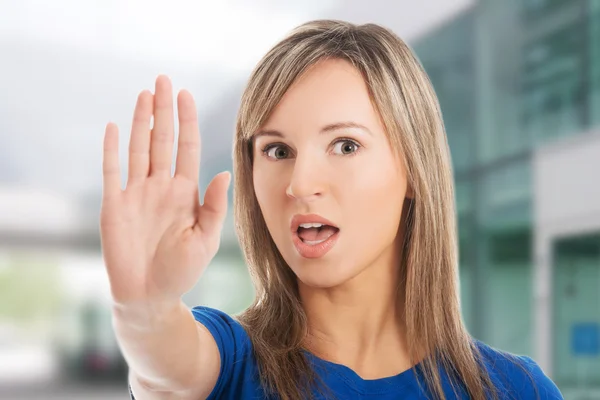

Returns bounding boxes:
[190,306,264,399]
[190,305,245,331]
[473,340,563,399]
[190,305,252,356]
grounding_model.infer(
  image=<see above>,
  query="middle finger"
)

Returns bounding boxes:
[150,75,175,177]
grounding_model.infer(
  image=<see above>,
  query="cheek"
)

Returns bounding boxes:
[253,169,271,210]
[253,164,287,223]
[344,156,407,237]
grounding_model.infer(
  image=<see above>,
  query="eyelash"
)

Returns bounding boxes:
[260,138,362,161]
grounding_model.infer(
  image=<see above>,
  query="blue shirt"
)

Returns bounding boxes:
[130,306,564,399]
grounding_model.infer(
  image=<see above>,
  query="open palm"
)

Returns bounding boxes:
[100,75,230,305]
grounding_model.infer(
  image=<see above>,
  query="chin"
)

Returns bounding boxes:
[291,260,358,290]
[297,274,343,289]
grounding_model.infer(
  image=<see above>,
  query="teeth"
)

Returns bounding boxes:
[303,239,327,245]
[299,223,324,229]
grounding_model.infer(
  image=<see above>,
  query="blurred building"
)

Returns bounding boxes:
[413,0,600,393]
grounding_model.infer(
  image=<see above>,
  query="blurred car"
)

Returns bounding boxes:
[53,295,128,382]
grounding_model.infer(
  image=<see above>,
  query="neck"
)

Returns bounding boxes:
[298,231,413,379]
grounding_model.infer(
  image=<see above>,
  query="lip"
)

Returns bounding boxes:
[290,214,339,233]
[290,213,340,259]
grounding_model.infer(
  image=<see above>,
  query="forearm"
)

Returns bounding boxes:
[112,299,203,392]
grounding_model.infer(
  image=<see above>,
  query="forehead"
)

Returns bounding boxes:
[261,58,382,132]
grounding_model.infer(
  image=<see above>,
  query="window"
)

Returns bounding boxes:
[522,0,575,21]
[521,20,586,141]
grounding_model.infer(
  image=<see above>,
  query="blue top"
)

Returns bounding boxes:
[130,306,564,399]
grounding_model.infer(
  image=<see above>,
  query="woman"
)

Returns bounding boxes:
[101,20,563,399]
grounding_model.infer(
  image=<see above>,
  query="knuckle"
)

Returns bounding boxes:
[177,140,198,152]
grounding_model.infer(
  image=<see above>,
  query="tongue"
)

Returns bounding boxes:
[298,226,338,242]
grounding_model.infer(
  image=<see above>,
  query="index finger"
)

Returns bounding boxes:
[174,89,201,182]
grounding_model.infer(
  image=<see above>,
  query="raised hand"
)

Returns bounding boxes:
[100,75,231,306]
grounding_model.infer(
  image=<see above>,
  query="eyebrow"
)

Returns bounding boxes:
[253,121,373,140]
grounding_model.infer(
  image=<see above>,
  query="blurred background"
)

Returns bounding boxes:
[0,0,599,398]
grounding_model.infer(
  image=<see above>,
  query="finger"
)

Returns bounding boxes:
[150,75,175,177]
[174,90,200,182]
[197,172,231,236]
[102,123,122,198]
[128,90,153,184]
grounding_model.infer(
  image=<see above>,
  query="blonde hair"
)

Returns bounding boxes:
[233,19,497,400]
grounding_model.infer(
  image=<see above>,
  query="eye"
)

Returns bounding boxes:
[332,139,361,156]
[262,144,291,160]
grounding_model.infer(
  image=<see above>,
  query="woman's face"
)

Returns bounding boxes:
[252,58,410,289]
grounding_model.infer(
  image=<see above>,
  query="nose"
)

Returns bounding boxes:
[285,154,326,202]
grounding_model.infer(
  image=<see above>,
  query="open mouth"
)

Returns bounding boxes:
[296,223,340,245]
[290,215,340,258]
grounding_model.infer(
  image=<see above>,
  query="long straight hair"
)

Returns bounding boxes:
[233,19,497,400]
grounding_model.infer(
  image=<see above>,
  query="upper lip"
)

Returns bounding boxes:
[290,214,339,233]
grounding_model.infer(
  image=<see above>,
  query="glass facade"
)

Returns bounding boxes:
[474,0,526,164]
[553,233,600,387]
[413,2,600,385]
[521,0,588,145]
[414,12,477,175]
[591,0,600,126]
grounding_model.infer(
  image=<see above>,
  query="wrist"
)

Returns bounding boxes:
[112,298,186,331]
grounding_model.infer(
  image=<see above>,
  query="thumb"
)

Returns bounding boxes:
[197,171,231,236]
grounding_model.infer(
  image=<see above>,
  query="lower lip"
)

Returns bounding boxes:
[292,230,340,259]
